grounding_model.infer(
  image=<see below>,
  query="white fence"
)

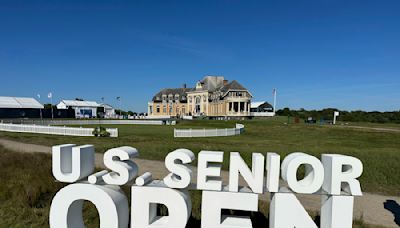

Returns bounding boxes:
[250,112,275,117]
[1,119,164,126]
[0,123,118,137]
[174,124,244,138]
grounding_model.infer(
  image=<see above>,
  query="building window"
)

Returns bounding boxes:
[169,105,173,114]
[163,105,166,113]
[156,106,160,113]
[195,96,201,114]
[149,106,153,114]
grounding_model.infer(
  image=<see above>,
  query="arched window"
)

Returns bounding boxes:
[195,96,201,114]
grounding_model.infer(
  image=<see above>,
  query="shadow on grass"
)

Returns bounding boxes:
[186,209,269,228]
[384,199,400,226]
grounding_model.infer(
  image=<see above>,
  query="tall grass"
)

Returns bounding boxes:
[0,146,384,227]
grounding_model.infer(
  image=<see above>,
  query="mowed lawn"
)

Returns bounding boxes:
[0,117,399,196]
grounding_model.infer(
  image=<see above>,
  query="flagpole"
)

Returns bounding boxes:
[37,94,43,121]
[49,92,54,120]
[51,96,54,119]
[273,88,277,115]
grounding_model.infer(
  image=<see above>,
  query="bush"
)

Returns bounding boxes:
[92,126,111,137]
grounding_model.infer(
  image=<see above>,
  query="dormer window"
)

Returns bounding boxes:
[175,94,179,101]
[196,81,203,90]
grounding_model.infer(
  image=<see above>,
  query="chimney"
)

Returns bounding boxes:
[183,83,187,88]
[223,80,228,85]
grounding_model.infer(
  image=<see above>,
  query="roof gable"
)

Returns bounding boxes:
[221,80,247,92]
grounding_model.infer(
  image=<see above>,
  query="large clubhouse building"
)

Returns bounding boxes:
[148,76,253,119]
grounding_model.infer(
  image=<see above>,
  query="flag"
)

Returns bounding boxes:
[116,96,121,101]
[48,92,52,98]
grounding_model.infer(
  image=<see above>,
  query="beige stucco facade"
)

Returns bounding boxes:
[148,76,252,118]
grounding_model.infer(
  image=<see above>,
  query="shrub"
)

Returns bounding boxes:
[92,126,111,137]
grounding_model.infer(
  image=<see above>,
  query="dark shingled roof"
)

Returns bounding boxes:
[220,80,247,93]
[152,88,194,102]
[151,78,250,102]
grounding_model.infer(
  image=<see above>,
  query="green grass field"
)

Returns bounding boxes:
[0,117,399,196]
[0,147,384,228]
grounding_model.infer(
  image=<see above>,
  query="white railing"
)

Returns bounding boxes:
[0,123,118,137]
[2,119,164,126]
[250,112,275,117]
[174,124,244,138]
[144,115,171,119]
[226,111,251,116]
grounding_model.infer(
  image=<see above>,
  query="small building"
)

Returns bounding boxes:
[57,100,100,118]
[0,96,44,118]
[250,101,275,117]
[100,103,116,119]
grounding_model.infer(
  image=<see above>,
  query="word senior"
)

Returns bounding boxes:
[49,144,363,228]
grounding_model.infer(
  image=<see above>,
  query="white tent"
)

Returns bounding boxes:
[0,96,44,109]
[57,100,100,109]
[57,100,100,118]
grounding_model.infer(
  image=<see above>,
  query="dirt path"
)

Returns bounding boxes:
[0,138,399,227]
[331,125,400,133]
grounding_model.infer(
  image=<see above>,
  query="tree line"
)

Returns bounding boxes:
[276,108,400,123]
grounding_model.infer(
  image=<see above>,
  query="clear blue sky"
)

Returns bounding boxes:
[1,0,399,112]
